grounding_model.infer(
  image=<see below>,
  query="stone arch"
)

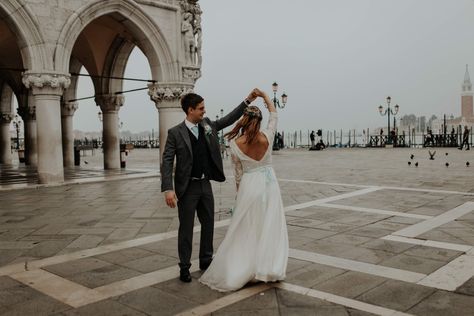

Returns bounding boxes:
[0,83,14,114]
[63,57,83,103]
[54,0,177,82]
[101,37,136,95]
[0,0,48,71]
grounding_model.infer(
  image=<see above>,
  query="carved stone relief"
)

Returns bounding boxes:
[22,72,71,94]
[0,113,13,124]
[61,102,79,116]
[180,0,202,68]
[148,83,193,105]
[95,95,125,113]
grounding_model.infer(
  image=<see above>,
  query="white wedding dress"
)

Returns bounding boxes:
[199,112,288,292]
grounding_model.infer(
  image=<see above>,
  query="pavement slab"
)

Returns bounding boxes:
[407,290,474,316]
[455,276,474,296]
[356,280,435,311]
[312,271,387,299]
[1,148,474,315]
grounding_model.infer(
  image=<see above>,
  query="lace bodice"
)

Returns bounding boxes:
[229,112,278,187]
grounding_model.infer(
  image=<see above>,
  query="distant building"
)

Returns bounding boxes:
[447,65,474,130]
[397,65,473,135]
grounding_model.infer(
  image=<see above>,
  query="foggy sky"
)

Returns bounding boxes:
[74,0,474,133]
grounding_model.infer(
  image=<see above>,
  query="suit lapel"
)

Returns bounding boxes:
[200,121,214,147]
[200,120,219,162]
[178,122,193,156]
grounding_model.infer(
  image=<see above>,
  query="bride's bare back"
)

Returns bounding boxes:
[235,132,269,161]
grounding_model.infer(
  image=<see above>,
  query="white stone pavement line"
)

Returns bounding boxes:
[280,179,374,189]
[10,260,200,308]
[2,187,379,277]
[289,248,426,283]
[7,247,429,310]
[175,283,274,316]
[10,269,101,308]
[275,283,414,316]
[177,282,413,316]
[0,189,459,310]
[392,202,474,238]
[0,184,429,277]
[417,253,474,291]
[293,245,474,293]
[0,219,229,277]
[381,235,473,253]
[279,178,474,196]
[0,170,159,192]
[319,203,433,220]
[285,187,381,211]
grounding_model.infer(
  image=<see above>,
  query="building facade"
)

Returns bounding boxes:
[461,64,473,118]
[0,0,202,183]
[445,64,474,132]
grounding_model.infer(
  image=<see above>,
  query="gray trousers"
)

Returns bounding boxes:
[177,179,214,270]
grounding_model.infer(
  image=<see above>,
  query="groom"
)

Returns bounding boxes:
[161,90,257,282]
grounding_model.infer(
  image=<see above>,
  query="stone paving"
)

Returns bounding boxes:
[0,147,473,315]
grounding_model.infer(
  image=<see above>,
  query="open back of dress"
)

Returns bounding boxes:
[199,112,289,292]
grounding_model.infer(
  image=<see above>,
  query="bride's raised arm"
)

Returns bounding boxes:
[262,92,278,135]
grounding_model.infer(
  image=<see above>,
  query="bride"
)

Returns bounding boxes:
[199,89,288,292]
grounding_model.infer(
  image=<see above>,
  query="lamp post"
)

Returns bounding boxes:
[119,120,123,144]
[215,114,219,141]
[378,96,399,145]
[271,82,288,109]
[271,82,288,150]
[220,109,224,145]
[98,111,103,146]
[13,114,22,150]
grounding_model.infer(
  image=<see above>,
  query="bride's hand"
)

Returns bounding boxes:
[253,88,266,98]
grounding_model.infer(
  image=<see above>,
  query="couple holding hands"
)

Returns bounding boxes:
[161,88,288,292]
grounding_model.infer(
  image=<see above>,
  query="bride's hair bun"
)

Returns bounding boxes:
[244,106,262,120]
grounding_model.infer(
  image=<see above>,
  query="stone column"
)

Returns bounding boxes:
[0,114,13,164]
[61,102,78,167]
[22,72,70,184]
[95,95,124,170]
[18,105,38,167]
[148,83,194,160]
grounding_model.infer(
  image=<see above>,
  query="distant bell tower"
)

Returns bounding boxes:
[462,64,473,118]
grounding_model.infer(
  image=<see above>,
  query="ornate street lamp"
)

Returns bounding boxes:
[378,96,399,145]
[97,111,103,146]
[271,82,288,150]
[119,121,123,144]
[220,108,224,145]
[13,114,22,150]
[271,82,288,109]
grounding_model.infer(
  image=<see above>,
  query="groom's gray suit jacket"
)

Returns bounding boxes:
[161,101,247,199]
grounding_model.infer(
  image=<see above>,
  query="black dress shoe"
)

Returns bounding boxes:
[179,270,192,283]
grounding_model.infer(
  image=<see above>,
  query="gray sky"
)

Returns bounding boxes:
[74,0,474,133]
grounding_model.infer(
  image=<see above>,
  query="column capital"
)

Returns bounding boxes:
[95,94,124,113]
[22,71,71,96]
[61,102,79,116]
[0,113,13,123]
[148,82,194,109]
[17,106,36,121]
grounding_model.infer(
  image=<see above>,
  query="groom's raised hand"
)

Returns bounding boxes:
[165,191,178,208]
[246,89,259,103]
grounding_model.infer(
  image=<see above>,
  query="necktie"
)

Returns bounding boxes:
[191,125,199,138]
